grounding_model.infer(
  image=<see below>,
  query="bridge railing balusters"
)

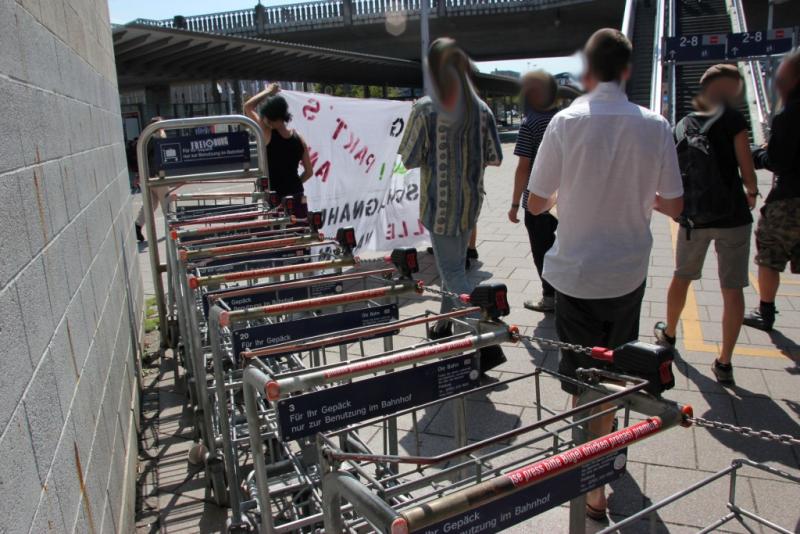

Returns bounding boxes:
[139,0,559,34]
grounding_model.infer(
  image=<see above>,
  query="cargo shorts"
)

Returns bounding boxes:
[755,198,800,274]
[674,224,752,289]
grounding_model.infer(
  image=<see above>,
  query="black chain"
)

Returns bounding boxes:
[516,333,595,356]
[366,275,800,449]
[688,417,800,447]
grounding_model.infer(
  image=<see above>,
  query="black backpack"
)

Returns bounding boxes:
[674,110,733,229]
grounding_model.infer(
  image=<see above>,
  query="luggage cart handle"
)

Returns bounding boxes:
[216,280,420,326]
[171,209,281,228]
[397,417,672,533]
[189,256,357,289]
[180,232,324,261]
[241,307,480,359]
[170,191,265,201]
[179,226,310,247]
[173,216,295,240]
[265,325,513,400]
[207,267,395,305]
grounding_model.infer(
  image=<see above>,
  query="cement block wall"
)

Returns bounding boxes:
[0,0,143,532]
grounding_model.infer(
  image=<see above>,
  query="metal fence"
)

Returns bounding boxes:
[132,0,585,36]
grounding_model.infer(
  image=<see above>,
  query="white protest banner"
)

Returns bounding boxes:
[280,90,428,252]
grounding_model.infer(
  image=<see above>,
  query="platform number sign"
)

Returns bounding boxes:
[728,28,795,59]
[664,33,727,63]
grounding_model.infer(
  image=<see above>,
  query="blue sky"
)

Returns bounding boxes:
[107,0,579,75]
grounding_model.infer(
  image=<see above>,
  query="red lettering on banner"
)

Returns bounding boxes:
[333,118,348,140]
[386,219,427,240]
[303,98,321,120]
[315,161,331,182]
[354,146,368,164]
[309,148,319,168]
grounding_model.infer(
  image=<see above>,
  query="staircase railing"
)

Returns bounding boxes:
[728,0,770,143]
[651,0,668,116]
[621,0,635,41]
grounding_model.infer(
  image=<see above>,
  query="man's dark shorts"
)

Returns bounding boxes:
[755,198,800,274]
[555,281,646,395]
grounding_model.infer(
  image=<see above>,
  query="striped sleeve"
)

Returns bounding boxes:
[400,102,428,169]
[525,115,552,161]
[513,119,535,158]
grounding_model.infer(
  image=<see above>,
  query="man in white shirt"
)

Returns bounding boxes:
[527,28,684,519]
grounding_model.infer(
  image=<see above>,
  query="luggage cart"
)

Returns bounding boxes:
[136,115,269,348]
[317,371,690,534]
[203,250,426,526]
[171,229,358,507]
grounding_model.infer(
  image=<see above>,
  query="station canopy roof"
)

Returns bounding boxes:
[112,24,520,95]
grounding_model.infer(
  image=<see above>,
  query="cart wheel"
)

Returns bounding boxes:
[188,442,207,465]
[225,516,253,533]
[207,455,229,507]
[167,319,180,349]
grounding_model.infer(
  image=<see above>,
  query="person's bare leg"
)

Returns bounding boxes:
[757,265,780,303]
[719,287,744,365]
[665,277,691,338]
[572,396,616,511]
[469,228,477,249]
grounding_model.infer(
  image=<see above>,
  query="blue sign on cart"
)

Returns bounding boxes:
[196,248,310,277]
[231,303,399,360]
[276,353,480,441]
[154,131,251,171]
[664,34,727,62]
[413,448,628,534]
[728,28,795,59]
[202,275,342,317]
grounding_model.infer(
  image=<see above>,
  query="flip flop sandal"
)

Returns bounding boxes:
[586,503,608,521]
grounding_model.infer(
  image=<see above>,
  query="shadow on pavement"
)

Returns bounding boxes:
[676,354,800,470]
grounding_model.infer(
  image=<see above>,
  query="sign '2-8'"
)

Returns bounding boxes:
[740,31,763,43]
[679,35,700,47]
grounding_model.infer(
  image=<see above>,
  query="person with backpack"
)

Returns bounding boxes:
[654,64,758,385]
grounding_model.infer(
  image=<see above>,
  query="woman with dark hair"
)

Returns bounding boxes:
[244,83,313,217]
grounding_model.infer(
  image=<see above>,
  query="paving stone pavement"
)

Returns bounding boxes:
[135,142,800,533]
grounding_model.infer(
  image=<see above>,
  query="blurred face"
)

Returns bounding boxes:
[266,118,285,130]
[775,59,800,102]
[524,78,551,111]
[703,76,742,106]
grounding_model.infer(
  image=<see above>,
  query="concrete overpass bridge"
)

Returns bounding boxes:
[132,0,626,61]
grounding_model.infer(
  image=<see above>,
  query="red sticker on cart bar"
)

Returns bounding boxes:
[505,418,661,488]
[413,448,629,534]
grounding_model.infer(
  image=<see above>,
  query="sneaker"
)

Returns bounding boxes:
[467,247,479,260]
[743,307,776,332]
[712,359,735,385]
[465,257,471,270]
[429,321,453,340]
[524,296,555,312]
[653,321,676,348]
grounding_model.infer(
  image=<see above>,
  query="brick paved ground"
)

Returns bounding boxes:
[136,142,800,533]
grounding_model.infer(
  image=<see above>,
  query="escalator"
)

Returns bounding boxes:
[626,0,658,107]
[674,0,754,137]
